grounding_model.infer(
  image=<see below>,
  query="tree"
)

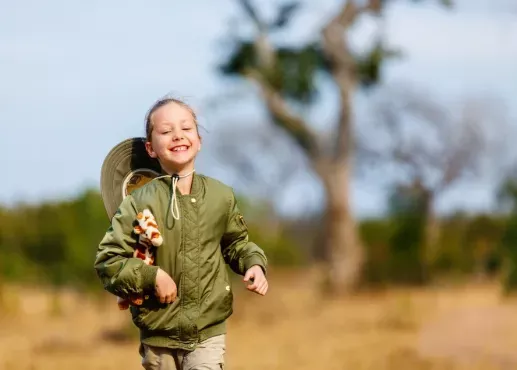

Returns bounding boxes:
[497,170,517,293]
[357,85,507,269]
[211,123,306,202]
[386,180,430,284]
[217,0,451,294]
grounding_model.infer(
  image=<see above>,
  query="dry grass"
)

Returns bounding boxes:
[1,268,517,370]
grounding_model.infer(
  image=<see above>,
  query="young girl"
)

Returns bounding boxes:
[94,97,268,370]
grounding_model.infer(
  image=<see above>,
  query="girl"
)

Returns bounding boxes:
[94,97,268,370]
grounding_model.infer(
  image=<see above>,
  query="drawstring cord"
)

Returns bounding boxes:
[169,169,195,220]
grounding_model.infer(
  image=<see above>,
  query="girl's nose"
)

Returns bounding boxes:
[172,130,183,140]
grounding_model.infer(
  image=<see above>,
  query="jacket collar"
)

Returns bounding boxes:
[156,172,202,198]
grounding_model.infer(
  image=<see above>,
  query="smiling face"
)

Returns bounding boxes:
[145,102,201,175]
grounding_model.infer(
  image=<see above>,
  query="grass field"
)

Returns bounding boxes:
[1,268,516,370]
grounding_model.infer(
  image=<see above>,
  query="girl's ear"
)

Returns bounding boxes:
[145,141,157,158]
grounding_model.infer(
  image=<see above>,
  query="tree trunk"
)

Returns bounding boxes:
[319,161,365,294]
[424,206,440,265]
[420,188,438,281]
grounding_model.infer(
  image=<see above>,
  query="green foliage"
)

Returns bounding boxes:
[250,224,303,266]
[239,0,302,31]
[410,0,454,8]
[0,189,304,289]
[221,0,317,103]
[220,42,328,103]
[218,39,401,101]
[498,215,517,294]
[465,215,504,275]
[234,195,305,266]
[497,176,517,294]
[360,180,506,287]
[219,0,419,103]
[356,41,402,89]
[0,190,106,288]
[386,184,429,285]
[497,176,517,212]
[433,214,471,274]
[0,181,513,290]
[361,212,507,287]
[270,2,301,30]
[360,219,393,284]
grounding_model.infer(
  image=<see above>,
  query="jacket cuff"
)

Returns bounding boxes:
[141,264,159,292]
[243,255,267,276]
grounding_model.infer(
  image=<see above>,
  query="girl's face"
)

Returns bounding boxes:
[145,102,201,175]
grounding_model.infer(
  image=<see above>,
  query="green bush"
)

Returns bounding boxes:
[0,186,514,290]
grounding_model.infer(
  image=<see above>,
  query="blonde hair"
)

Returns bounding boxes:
[144,97,199,141]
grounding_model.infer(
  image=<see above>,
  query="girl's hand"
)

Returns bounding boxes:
[243,265,268,296]
[155,268,177,304]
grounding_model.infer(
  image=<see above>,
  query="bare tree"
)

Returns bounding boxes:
[217,0,452,294]
[357,85,507,264]
[211,123,306,199]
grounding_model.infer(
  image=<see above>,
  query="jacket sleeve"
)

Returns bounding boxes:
[94,194,159,298]
[220,191,268,276]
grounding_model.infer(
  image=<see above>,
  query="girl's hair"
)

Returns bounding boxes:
[145,97,199,141]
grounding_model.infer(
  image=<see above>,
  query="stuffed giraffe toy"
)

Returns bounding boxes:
[117,209,163,310]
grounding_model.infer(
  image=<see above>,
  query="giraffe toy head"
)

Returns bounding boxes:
[134,209,163,247]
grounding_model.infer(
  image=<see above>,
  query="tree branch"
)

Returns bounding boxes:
[236,0,321,160]
[238,0,267,32]
[438,109,484,191]
[321,0,380,68]
[321,0,381,163]
[245,69,321,158]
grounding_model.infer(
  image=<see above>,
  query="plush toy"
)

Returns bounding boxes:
[117,209,163,310]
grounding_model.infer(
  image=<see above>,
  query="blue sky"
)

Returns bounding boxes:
[2,0,516,217]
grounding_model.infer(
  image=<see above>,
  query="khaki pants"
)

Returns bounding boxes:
[141,335,225,370]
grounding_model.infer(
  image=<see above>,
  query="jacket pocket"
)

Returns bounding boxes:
[199,267,233,326]
[131,297,181,331]
[218,267,234,316]
[221,271,233,310]
[131,305,149,329]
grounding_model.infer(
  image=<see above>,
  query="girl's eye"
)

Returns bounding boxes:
[182,127,192,131]
[161,131,171,135]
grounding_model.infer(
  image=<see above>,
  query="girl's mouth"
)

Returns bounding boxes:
[170,145,189,152]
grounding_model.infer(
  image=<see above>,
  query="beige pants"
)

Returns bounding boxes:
[141,335,226,370]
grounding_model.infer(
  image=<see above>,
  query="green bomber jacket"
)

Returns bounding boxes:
[94,173,267,351]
